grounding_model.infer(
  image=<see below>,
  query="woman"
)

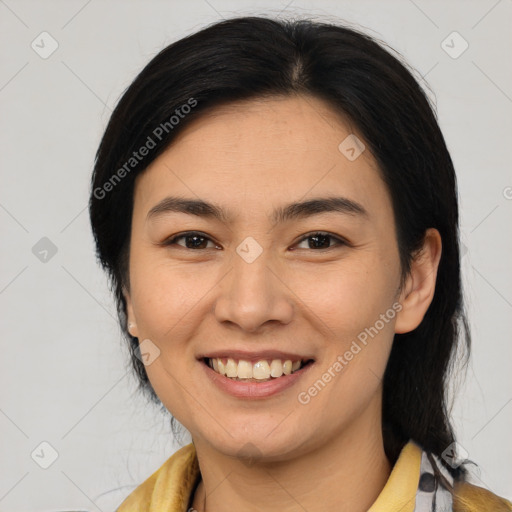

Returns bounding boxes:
[88,16,511,512]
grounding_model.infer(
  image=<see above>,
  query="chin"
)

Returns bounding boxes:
[194,419,314,463]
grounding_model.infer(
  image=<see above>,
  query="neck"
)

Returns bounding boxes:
[191,398,392,512]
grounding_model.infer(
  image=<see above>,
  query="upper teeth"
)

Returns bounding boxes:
[209,358,303,379]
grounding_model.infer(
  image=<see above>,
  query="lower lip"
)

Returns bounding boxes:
[200,360,315,399]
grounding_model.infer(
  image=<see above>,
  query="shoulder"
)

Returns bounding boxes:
[454,480,512,511]
[116,443,200,511]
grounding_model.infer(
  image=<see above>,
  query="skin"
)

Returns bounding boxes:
[124,94,442,512]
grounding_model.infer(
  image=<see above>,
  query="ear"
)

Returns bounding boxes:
[123,285,139,338]
[395,228,442,334]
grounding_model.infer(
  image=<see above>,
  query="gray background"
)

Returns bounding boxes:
[1,0,511,510]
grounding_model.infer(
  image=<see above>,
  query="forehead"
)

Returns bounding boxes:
[133,95,390,223]
[171,94,362,157]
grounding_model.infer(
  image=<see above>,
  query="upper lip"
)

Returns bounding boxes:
[198,349,315,364]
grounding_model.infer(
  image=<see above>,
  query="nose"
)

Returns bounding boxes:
[213,246,294,333]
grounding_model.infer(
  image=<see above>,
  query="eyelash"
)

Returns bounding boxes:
[161,231,348,251]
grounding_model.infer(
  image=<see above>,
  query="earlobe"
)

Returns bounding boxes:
[123,286,139,337]
[394,228,442,334]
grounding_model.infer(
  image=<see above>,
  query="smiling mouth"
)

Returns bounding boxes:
[203,357,315,382]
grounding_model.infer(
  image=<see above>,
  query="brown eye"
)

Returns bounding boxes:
[294,232,347,250]
[163,231,219,250]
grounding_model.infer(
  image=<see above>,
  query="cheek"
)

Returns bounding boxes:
[129,248,216,340]
[292,273,396,433]
[128,256,217,425]
[290,253,399,340]
[289,252,398,397]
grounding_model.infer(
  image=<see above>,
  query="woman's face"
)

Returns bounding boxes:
[125,95,406,461]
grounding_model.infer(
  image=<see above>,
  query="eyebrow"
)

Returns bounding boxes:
[146,195,368,225]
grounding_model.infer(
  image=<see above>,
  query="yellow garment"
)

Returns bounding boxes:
[117,440,512,511]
